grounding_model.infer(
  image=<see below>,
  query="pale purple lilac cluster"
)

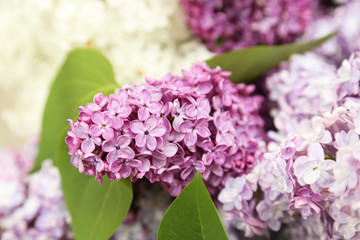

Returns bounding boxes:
[302,0,360,65]
[265,52,338,141]
[180,0,315,53]
[0,146,72,240]
[219,52,360,239]
[65,61,266,196]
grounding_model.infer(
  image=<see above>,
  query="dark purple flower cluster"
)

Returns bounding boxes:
[181,0,314,53]
[65,62,265,196]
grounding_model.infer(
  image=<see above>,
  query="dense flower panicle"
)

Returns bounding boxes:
[180,0,315,53]
[219,52,360,239]
[265,52,338,140]
[66,62,266,196]
[302,0,360,64]
[0,146,72,240]
[266,51,360,143]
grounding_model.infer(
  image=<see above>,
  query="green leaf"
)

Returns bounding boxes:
[33,48,120,171]
[56,132,133,240]
[206,32,336,83]
[157,172,229,240]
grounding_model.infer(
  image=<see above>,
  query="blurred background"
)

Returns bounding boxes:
[0,0,213,149]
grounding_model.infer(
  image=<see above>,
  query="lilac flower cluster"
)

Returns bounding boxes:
[265,52,338,141]
[265,51,360,144]
[66,62,266,196]
[0,146,72,240]
[302,0,360,65]
[180,0,315,53]
[219,52,360,239]
[265,107,360,239]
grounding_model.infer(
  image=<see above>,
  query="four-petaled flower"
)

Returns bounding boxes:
[294,143,335,192]
[130,116,167,151]
[179,118,211,147]
[89,111,114,140]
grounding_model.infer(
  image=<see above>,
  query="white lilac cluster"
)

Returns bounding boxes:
[0,146,72,240]
[0,0,213,145]
[219,53,360,239]
[302,0,360,64]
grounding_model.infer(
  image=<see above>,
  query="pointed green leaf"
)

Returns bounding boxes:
[206,32,336,83]
[33,48,120,171]
[157,172,229,240]
[56,131,133,240]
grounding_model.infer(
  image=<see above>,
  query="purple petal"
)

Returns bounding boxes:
[195,118,208,127]
[128,159,142,168]
[137,158,150,172]
[74,123,89,139]
[185,104,197,118]
[109,160,122,172]
[130,120,145,134]
[181,168,194,181]
[91,111,104,124]
[145,116,157,131]
[106,151,119,164]
[120,165,132,178]
[103,128,114,140]
[107,99,120,112]
[202,140,214,151]
[139,89,151,105]
[184,131,197,146]
[147,102,162,114]
[118,105,132,118]
[138,107,150,121]
[117,136,131,148]
[172,117,184,132]
[179,120,193,133]
[102,140,116,152]
[135,134,146,148]
[152,154,167,169]
[196,126,211,138]
[214,152,226,165]
[211,164,223,177]
[150,125,166,137]
[146,136,157,151]
[204,153,214,165]
[112,117,124,130]
[161,143,178,157]
[119,147,135,159]
[81,138,95,154]
[89,125,102,137]
[161,172,174,183]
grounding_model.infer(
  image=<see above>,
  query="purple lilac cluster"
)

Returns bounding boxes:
[180,0,315,53]
[0,146,72,240]
[65,61,266,196]
[302,0,360,65]
[219,52,360,239]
